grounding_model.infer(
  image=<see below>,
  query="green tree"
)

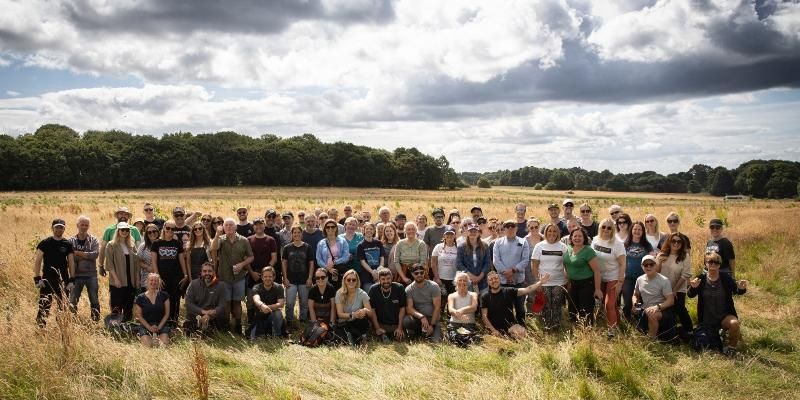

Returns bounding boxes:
[477,177,492,188]
[708,167,735,196]
[548,170,573,190]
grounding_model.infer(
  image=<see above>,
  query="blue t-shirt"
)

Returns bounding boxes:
[625,241,650,279]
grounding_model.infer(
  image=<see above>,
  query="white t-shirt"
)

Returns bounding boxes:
[591,237,626,282]
[646,233,662,253]
[432,242,458,280]
[531,241,568,286]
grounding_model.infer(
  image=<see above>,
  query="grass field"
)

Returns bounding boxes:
[0,187,797,399]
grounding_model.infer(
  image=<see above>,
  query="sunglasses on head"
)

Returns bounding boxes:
[667,219,679,223]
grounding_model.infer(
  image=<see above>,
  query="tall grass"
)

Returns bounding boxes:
[0,188,797,399]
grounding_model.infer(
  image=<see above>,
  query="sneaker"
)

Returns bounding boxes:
[722,346,737,358]
[381,333,391,344]
[346,331,355,346]
[606,327,617,339]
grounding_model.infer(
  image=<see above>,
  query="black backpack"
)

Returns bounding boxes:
[300,321,333,347]
[693,326,722,352]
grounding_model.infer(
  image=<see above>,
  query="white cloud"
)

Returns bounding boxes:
[5,90,20,96]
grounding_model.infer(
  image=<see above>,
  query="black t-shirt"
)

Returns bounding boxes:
[309,284,336,320]
[252,283,285,306]
[237,223,255,238]
[357,239,386,269]
[368,282,406,326]
[581,221,599,239]
[481,287,519,332]
[135,291,170,325]
[282,242,314,284]
[515,223,529,238]
[706,238,735,272]
[172,225,192,244]
[338,217,347,225]
[144,218,165,231]
[151,239,184,279]
[37,237,74,280]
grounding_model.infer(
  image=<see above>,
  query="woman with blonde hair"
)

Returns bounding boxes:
[380,222,400,270]
[105,221,140,321]
[643,213,664,251]
[134,273,171,347]
[335,269,373,345]
[591,218,626,336]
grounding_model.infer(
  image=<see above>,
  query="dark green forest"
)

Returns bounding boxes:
[1,124,798,198]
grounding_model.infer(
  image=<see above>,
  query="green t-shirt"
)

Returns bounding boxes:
[103,223,142,243]
[216,234,253,283]
[564,245,597,281]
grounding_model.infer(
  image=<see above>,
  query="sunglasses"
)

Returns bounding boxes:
[643,263,656,268]
[667,219,679,224]
[412,271,425,276]
[147,230,159,234]
[119,229,130,233]
[580,209,592,213]
[201,218,211,222]
[357,219,364,223]
[618,220,628,225]
[325,226,337,230]
[710,225,722,230]
[530,225,539,230]
[671,240,683,245]
[706,260,720,265]
[144,208,154,212]
[600,226,614,231]
[345,278,357,283]
[173,214,185,218]
[451,221,461,225]
[645,219,656,223]
[564,203,574,207]
[193,227,204,232]
[164,227,174,231]
[316,275,327,280]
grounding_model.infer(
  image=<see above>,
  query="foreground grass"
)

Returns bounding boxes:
[0,188,797,399]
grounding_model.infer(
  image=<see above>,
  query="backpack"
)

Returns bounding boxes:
[693,326,722,352]
[300,321,332,347]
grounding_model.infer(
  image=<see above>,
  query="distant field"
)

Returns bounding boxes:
[0,187,797,399]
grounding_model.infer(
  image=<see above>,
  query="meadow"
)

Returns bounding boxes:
[0,187,797,400]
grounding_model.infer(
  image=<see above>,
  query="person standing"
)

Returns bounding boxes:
[68,215,100,321]
[423,208,447,256]
[456,224,490,292]
[623,221,655,322]
[644,214,664,251]
[340,217,365,285]
[235,206,255,238]
[393,223,428,285]
[562,199,576,221]
[547,204,569,237]
[531,223,569,330]
[301,214,324,266]
[248,218,278,289]
[577,203,598,239]
[563,228,602,326]
[492,220,531,325]
[591,218,626,336]
[33,218,75,327]
[99,207,141,277]
[431,227,459,295]
[340,205,354,225]
[281,225,315,327]
[142,203,165,231]
[403,264,442,342]
[705,219,736,277]
[357,222,386,291]
[212,218,254,335]
[105,222,140,321]
[514,203,528,238]
[150,220,188,324]
[278,212,294,249]
[186,222,212,280]
[658,212,692,250]
[316,219,351,289]
[170,206,200,243]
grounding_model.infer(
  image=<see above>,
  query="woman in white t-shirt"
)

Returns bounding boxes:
[592,218,626,335]
[531,223,568,330]
[432,228,459,295]
[644,213,665,251]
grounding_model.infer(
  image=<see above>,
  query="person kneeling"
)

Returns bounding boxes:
[688,251,748,357]
[134,273,171,347]
[481,271,551,339]
[632,255,675,341]
[403,264,443,342]
[184,262,230,335]
[250,267,285,339]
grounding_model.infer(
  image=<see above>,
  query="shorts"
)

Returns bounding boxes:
[135,325,171,337]
[227,279,246,301]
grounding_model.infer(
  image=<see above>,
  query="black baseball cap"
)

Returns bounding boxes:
[282,211,294,218]
[709,219,724,228]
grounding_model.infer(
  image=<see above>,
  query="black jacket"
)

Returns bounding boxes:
[687,272,745,324]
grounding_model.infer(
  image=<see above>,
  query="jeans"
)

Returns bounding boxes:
[621,277,638,322]
[284,283,310,323]
[250,310,284,339]
[69,275,100,321]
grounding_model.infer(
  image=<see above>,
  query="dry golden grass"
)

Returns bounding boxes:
[0,187,798,399]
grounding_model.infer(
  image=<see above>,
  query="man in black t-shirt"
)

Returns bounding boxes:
[481,271,550,338]
[250,267,285,339]
[705,219,736,277]
[33,218,75,327]
[236,206,255,238]
[368,268,406,342]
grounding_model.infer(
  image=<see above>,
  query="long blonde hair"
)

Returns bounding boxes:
[111,226,135,250]
[338,269,361,299]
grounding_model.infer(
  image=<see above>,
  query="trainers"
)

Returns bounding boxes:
[381,333,391,344]
[346,331,355,346]
[722,346,737,358]
[606,327,617,339]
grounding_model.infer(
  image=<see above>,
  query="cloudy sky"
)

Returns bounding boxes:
[1,0,799,173]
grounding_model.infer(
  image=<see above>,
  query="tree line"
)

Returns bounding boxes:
[461,160,800,198]
[0,124,464,190]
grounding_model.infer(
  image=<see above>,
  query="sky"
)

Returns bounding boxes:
[1,0,799,174]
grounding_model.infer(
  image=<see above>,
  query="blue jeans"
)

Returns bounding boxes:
[284,283,309,323]
[250,310,284,339]
[69,275,100,321]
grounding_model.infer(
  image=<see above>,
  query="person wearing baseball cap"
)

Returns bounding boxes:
[705,219,736,277]
[430,226,459,295]
[424,208,448,258]
[456,223,490,291]
[562,199,575,221]
[33,218,75,327]
[632,255,675,340]
[235,206,254,238]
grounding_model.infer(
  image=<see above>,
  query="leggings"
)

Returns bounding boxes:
[568,278,595,326]
[673,292,693,334]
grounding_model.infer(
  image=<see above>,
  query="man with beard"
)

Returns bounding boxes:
[423,208,447,258]
[33,219,75,327]
[368,267,406,342]
[481,271,551,338]
[402,264,442,342]
[184,262,230,334]
[236,206,255,238]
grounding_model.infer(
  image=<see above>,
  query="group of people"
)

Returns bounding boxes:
[32,200,747,355]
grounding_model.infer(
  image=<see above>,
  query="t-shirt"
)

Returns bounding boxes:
[215,234,253,283]
[431,243,458,280]
[563,245,597,281]
[705,238,735,272]
[405,280,440,318]
[103,223,142,243]
[368,282,406,326]
[335,288,370,322]
[151,239,184,279]
[591,238,626,282]
[134,290,170,325]
[531,241,568,286]
[37,237,74,281]
[302,230,324,265]
[580,221,599,240]
[282,242,314,284]
[236,223,255,238]
[248,235,278,273]
[170,224,191,244]
[625,241,650,279]
[515,223,528,238]
[480,287,518,332]
[646,233,663,253]
[143,218,165,231]
[252,283,285,307]
[701,279,729,327]
[634,273,672,308]
[357,239,386,269]
[342,233,364,272]
[308,284,336,320]
[423,226,447,256]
